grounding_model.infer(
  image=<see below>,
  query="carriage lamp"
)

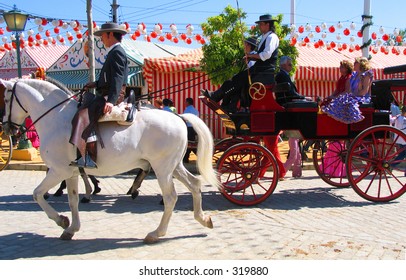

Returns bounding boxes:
[3,5,29,78]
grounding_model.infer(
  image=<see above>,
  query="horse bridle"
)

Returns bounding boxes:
[4,81,82,136]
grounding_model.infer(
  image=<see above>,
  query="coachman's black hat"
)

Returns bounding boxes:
[255,14,277,23]
[94,22,127,36]
[244,37,258,47]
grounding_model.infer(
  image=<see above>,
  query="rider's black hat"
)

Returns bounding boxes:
[255,14,277,24]
[94,22,127,36]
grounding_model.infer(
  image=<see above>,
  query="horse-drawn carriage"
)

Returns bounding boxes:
[201,64,406,206]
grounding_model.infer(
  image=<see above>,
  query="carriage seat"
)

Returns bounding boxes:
[273,82,307,106]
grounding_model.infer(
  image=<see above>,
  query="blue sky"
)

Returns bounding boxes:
[1,0,405,48]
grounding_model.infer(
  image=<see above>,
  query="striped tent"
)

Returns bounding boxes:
[295,46,406,102]
[143,48,223,139]
[0,45,69,80]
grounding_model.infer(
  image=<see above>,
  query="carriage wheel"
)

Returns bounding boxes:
[216,143,278,206]
[0,130,13,171]
[313,140,350,187]
[346,125,406,202]
[249,82,267,100]
[213,137,244,163]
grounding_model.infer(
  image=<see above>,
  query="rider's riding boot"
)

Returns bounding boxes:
[126,90,136,123]
[85,141,97,169]
[201,88,224,103]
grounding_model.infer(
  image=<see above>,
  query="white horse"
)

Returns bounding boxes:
[0,78,219,243]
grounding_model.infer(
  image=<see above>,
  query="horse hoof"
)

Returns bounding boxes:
[206,216,214,229]
[131,190,139,200]
[81,197,91,203]
[93,186,101,195]
[60,231,74,240]
[57,215,70,229]
[143,234,159,244]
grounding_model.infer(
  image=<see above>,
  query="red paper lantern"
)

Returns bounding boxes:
[330,41,336,48]
[396,35,403,43]
[6,26,11,32]
[42,18,48,26]
[59,20,64,27]
[355,44,361,51]
[158,36,165,42]
[150,31,157,38]
[318,39,324,47]
[195,34,202,41]
[371,32,377,40]
[131,34,137,40]
[315,25,321,33]
[43,40,49,46]
[328,25,335,33]
[54,27,60,34]
[67,36,74,41]
[382,34,389,41]
[35,33,42,40]
[45,30,51,37]
[403,49,406,55]
[290,37,297,46]
[342,43,347,50]
[28,35,35,43]
[357,31,362,37]
[146,36,151,42]
[76,33,83,39]
[314,41,319,48]
[298,25,304,33]
[180,33,187,40]
[0,28,3,35]
[186,38,192,44]
[200,38,206,44]
[304,36,310,43]
[173,37,179,44]
[343,28,350,36]
[134,30,141,37]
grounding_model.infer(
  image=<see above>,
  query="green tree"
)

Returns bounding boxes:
[200,6,298,85]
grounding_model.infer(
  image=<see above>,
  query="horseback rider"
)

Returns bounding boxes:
[70,22,129,168]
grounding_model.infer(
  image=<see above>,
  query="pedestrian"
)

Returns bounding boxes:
[183,97,199,163]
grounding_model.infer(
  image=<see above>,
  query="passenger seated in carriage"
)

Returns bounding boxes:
[274,56,306,104]
[322,57,373,124]
[70,22,129,168]
[202,14,279,113]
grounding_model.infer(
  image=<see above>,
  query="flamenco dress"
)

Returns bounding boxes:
[321,71,372,124]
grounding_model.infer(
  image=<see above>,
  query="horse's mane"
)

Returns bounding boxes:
[44,77,75,96]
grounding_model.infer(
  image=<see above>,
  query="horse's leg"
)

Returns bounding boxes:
[53,180,66,197]
[79,167,92,203]
[144,169,177,244]
[173,165,213,229]
[60,176,81,240]
[33,172,73,231]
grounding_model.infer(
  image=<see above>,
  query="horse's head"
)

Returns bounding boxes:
[0,79,29,137]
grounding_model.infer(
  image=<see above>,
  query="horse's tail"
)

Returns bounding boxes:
[180,113,220,190]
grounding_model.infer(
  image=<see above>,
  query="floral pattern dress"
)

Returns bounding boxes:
[321,70,373,124]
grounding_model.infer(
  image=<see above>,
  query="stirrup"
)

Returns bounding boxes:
[70,157,85,167]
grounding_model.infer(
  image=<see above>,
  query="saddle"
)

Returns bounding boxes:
[98,90,137,126]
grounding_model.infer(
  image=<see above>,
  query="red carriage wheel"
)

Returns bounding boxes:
[249,82,267,100]
[216,143,278,206]
[213,137,244,163]
[313,140,350,187]
[346,125,406,202]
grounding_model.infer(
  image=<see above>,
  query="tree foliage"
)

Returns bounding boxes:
[200,6,298,85]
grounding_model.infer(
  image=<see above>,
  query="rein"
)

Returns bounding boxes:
[7,81,83,136]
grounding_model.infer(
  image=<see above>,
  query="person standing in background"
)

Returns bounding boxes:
[183,97,199,163]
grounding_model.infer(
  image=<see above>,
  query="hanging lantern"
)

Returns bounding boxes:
[54,27,60,34]
[150,31,157,38]
[200,38,206,44]
[41,18,48,26]
[34,18,42,25]
[195,34,202,41]
[343,28,350,36]
[38,25,44,32]
[350,22,356,30]
[131,34,137,40]
[330,41,336,48]
[180,33,187,40]
[389,39,395,46]
[315,25,321,33]
[290,24,296,33]
[337,21,343,29]
[403,49,406,55]
[186,38,192,44]
[379,26,385,34]
[376,38,383,46]
[355,44,361,51]
[304,36,310,43]
[290,37,297,46]
[35,33,42,40]
[27,29,34,36]
[342,43,347,50]
[318,39,324,47]
[43,39,48,46]
[76,33,83,39]
[308,32,314,39]
[134,30,141,37]
[314,41,319,48]
[336,33,341,41]
[321,22,327,30]
[328,25,335,33]
[326,44,331,50]
[396,35,403,43]
[45,30,51,37]
[321,32,327,39]
[337,43,342,51]
[371,32,377,40]
[0,28,4,35]
[305,23,312,32]
[298,25,304,33]
[357,30,363,37]
[51,19,59,27]
[158,36,165,42]
[173,37,179,44]
[382,34,389,41]
[146,35,151,42]
[350,35,355,42]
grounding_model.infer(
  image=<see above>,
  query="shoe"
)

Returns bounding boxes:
[200,89,212,98]
[84,154,97,169]
[278,177,285,181]
[70,156,86,168]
